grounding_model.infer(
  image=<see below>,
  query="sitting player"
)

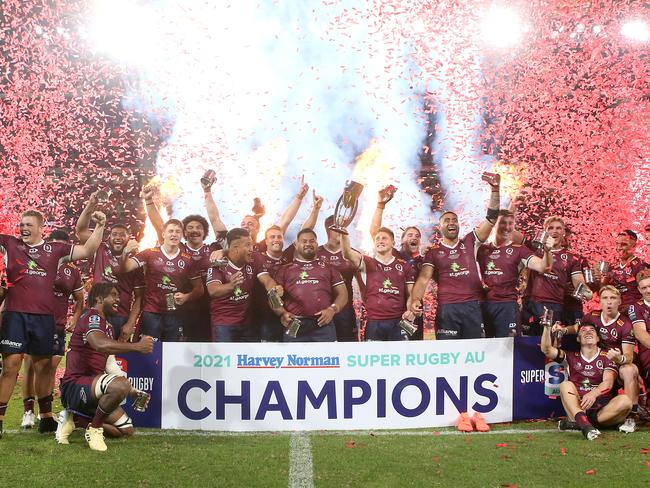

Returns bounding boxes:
[553,285,639,432]
[541,320,632,440]
[57,283,154,451]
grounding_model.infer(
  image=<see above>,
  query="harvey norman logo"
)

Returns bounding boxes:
[237,354,340,369]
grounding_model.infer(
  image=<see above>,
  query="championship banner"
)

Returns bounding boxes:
[161,339,514,431]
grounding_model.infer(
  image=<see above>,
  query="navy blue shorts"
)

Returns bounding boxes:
[365,319,406,341]
[521,301,563,336]
[258,313,284,343]
[60,376,97,418]
[332,306,357,342]
[184,306,212,343]
[212,324,254,343]
[561,308,584,326]
[52,326,66,356]
[282,318,337,343]
[435,301,484,340]
[0,311,55,356]
[482,301,519,338]
[140,311,184,342]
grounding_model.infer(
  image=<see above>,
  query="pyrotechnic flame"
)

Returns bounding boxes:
[492,160,527,202]
[352,139,400,252]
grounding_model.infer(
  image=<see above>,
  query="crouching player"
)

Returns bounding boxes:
[541,320,632,440]
[57,283,154,451]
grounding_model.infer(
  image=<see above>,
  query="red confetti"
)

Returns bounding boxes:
[585,469,595,475]
[345,440,355,449]
[561,447,566,456]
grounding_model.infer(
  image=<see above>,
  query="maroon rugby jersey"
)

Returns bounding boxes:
[628,300,650,368]
[274,259,344,317]
[206,256,268,326]
[317,246,356,307]
[180,241,222,311]
[62,309,114,384]
[0,235,73,314]
[564,255,589,312]
[251,250,286,317]
[478,242,533,302]
[527,248,582,304]
[53,263,83,328]
[360,255,414,320]
[131,247,200,313]
[605,257,649,306]
[422,232,484,304]
[91,242,144,317]
[581,311,635,350]
[564,348,618,397]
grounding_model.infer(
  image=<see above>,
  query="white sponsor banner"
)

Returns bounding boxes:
[161,338,514,431]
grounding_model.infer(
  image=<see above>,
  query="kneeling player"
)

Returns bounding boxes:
[57,283,154,451]
[541,321,632,440]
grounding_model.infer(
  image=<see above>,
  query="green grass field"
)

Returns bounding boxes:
[3,383,650,488]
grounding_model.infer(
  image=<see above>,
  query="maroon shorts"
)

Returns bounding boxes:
[585,395,612,427]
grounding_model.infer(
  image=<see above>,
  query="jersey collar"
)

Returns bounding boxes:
[600,312,620,326]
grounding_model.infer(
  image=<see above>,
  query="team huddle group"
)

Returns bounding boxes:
[0,172,650,448]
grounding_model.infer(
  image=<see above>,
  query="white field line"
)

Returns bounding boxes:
[288,432,314,488]
[3,427,559,437]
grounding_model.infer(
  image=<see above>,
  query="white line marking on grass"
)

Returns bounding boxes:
[288,432,314,488]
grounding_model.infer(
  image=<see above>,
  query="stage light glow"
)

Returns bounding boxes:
[480,7,523,48]
[621,20,650,42]
[88,0,158,64]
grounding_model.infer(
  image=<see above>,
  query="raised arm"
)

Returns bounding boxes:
[75,191,100,244]
[87,329,153,355]
[475,173,501,243]
[143,187,164,244]
[526,236,554,273]
[203,186,228,238]
[277,176,309,234]
[70,211,106,261]
[540,321,561,360]
[118,240,141,274]
[301,190,323,230]
[507,195,525,245]
[369,186,396,238]
[341,233,363,271]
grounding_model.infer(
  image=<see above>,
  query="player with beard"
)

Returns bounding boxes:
[21,230,84,430]
[478,210,553,337]
[596,230,649,308]
[204,175,310,251]
[541,321,631,440]
[521,216,591,336]
[369,186,427,340]
[628,270,650,419]
[76,191,145,341]
[299,197,360,342]
[555,286,639,433]
[120,219,203,342]
[207,228,282,342]
[57,283,154,451]
[273,229,348,342]
[408,174,501,340]
[342,225,416,341]
[0,209,106,436]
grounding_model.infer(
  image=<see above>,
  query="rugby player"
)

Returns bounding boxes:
[541,320,632,440]
[273,228,348,342]
[206,228,282,342]
[21,230,84,430]
[555,285,639,432]
[407,173,501,339]
[628,269,650,420]
[478,210,553,337]
[598,230,649,307]
[522,216,591,335]
[76,191,144,341]
[0,209,106,437]
[120,219,203,342]
[57,283,154,451]
[341,227,416,341]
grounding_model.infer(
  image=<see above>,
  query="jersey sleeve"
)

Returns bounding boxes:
[405,262,416,284]
[330,266,344,287]
[621,318,636,345]
[252,253,270,277]
[517,245,534,267]
[72,268,84,293]
[131,249,150,268]
[569,255,583,276]
[603,355,619,375]
[628,303,643,324]
[83,312,108,340]
[206,266,224,285]
[422,248,436,268]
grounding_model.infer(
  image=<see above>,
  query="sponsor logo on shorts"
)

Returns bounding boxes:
[1,339,22,348]
[437,329,458,336]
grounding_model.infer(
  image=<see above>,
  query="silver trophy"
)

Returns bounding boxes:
[329,180,364,235]
[531,230,549,250]
[572,282,591,302]
[210,258,229,269]
[540,306,553,328]
[598,261,610,275]
[582,267,594,284]
[95,189,110,204]
[131,389,151,412]
[285,317,302,338]
[398,318,417,336]
[165,293,177,311]
[200,169,217,189]
[268,288,284,308]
